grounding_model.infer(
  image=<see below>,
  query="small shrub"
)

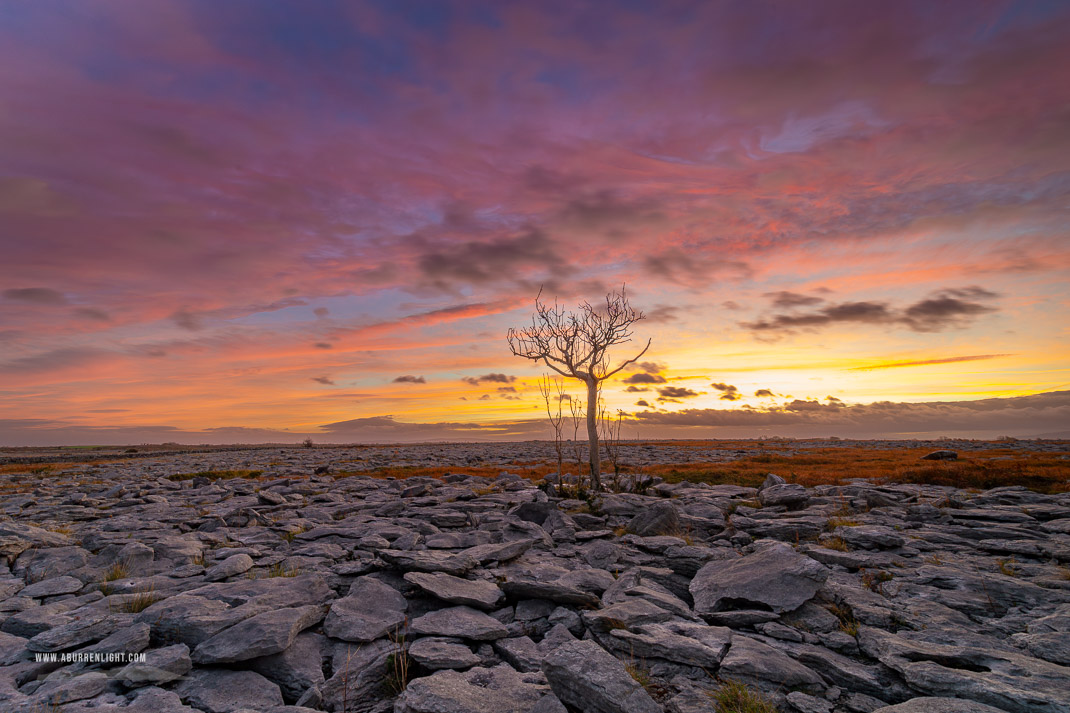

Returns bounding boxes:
[825,516,861,530]
[302,437,314,448]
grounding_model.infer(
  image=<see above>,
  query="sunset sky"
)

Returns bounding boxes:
[2,0,1068,445]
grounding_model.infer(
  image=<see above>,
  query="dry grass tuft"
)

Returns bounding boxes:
[820,536,849,552]
[997,558,1018,577]
[709,678,778,713]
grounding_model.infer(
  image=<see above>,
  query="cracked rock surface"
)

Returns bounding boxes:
[0,441,1068,712]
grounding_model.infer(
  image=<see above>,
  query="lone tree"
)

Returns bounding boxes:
[508,286,650,491]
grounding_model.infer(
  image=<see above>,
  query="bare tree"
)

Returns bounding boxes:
[539,375,566,477]
[567,393,584,473]
[508,286,650,491]
[599,403,625,490]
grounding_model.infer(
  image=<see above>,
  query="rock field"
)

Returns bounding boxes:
[0,441,1069,712]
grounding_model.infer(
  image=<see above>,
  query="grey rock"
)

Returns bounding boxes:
[136,594,252,647]
[859,625,1070,713]
[323,576,407,642]
[583,598,676,632]
[192,604,325,663]
[872,698,1007,713]
[625,501,680,536]
[541,639,661,713]
[175,669,284,712]
[19,575,84,598]
[411,605,509,640]
[32,671,108,706]
[603,621,732,669]
[1013,631,1070,666]
[691,540,829,616]
[836,525,906,550]
[759,483,810,508]
[759,473,787,491]
[116,643,192,686]
[500,579,601,607]
[719,635,825,693]
[404,571,503,609]
[788,691,833,713]
[92,621,151,655]
[27,612,127,652]
[379,549,477,575]
[16,545,90,581]
[204,553,254,581]
[395,663,551,713]
[248,631,326,701]
[494,635,544,672]
[319,638,394,713]
[409,637,482,670]
[461,539,536,565]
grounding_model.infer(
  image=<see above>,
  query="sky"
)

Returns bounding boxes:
[1,0,1068,445]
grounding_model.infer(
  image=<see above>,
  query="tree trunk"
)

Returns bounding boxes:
[585,377,601,491]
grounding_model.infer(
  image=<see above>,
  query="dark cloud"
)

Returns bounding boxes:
[766,291,825,308]
[171,309,204,331]
[556,190,665,236]
[636,400,652,408]
[742,287,999,335]
[72,307,111,321]
[643,248,752,287]
[314,307,329,318]
[497,386,517,393]
[900,288,999,332]
[462,373,516,386]
[625,385,649,393]
[711,383,742,401]
[645,305,680,323]
[478,394,492,400]
[393,375,427,384]
[0,347,109,374]
[657,386,700,400]
[636,361,666,374]
[416,231,571,289]
[755,389,777,398]
[722,301,743,311]
[312,376,335,385]
[3,287,67,305]
[622,372,667,385]
[313,342,333,349]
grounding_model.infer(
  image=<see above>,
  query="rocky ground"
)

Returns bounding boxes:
[0,442,1068,713]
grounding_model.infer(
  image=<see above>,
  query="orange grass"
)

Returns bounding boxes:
[645,447,1070,493]
[341,444,1069,493]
